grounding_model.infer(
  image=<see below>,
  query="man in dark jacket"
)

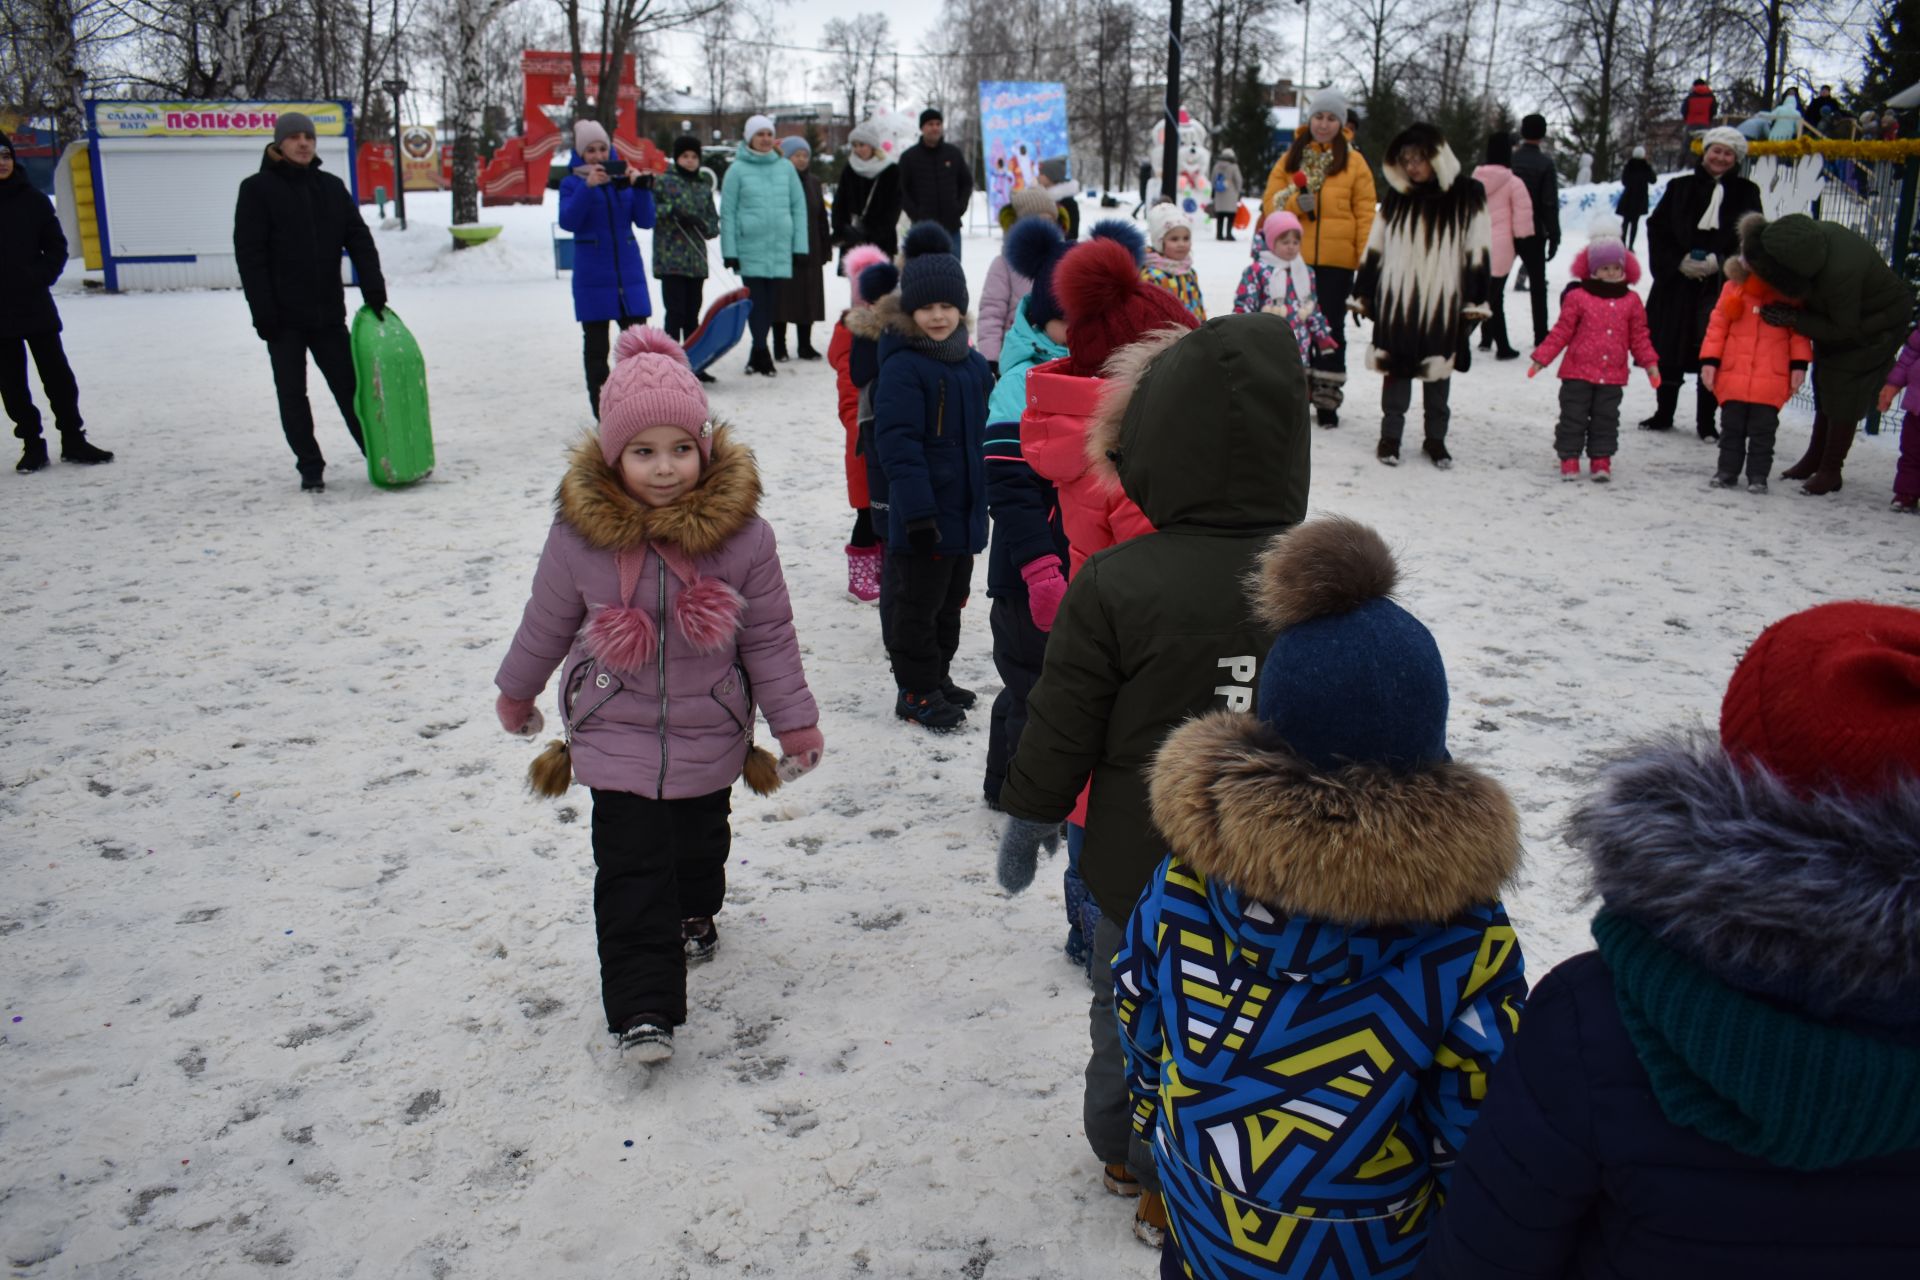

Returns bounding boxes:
[996,313,1310,1237]
[0,131,112,472]
[897,109,973,261]
[233,113,387,492]
[1509,114,1560,345]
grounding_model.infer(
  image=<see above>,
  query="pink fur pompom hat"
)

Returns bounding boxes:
[597,326,714,467]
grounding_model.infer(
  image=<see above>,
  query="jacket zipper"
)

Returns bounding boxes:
[935,381,946,437]
[656,555,669,798]
[604,183,631,315]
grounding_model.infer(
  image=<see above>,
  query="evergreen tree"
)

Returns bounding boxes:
[1221,62,1280,180]
[1861,0,1920,110]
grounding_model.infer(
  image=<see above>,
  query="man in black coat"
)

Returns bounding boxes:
[896,109,973,261]
[233,113,387,492]
[1509,113,1560,346]
[0,131,112,472]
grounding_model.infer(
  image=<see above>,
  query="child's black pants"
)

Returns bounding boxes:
[888,552,972,692]
[589,786,731,1031]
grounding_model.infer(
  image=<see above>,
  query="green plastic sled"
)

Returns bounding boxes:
[351,305,436,488]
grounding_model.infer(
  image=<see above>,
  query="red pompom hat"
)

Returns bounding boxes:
[1054,235,1199,375]
[1720,601,1920,795]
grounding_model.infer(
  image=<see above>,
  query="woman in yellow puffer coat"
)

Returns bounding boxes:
[1259,86,1376,426]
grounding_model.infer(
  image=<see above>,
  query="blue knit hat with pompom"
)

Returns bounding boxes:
[1249,516,1449,773]
[899,222,968,313]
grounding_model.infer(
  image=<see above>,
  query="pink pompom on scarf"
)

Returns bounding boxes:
[586,604,658,672]
[674,577,746,652]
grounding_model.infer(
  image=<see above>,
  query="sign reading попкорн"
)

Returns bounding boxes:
[93,102,349,138]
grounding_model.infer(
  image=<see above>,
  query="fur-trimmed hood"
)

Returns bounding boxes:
[1739,210,1819,300]
[557,426,761,558]
[1381,126,1463,195]
[1148,710,1521,928]
[843,291,902,341]
[1571,734,1920,1032]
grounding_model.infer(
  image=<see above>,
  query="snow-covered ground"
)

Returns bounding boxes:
[4,187,1915,1279]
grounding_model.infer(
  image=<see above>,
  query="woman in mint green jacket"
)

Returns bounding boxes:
[721,115,809,375]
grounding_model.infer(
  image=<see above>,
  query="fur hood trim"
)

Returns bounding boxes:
[844,292,901,341]
[1149,710,1522,924]
[557,427,761,557]
[1570,733,1920,1007]
[1382,134,1462,195]
[1084,325,1192,485]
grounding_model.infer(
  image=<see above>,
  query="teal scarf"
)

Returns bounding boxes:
[1594,910,1920,1171]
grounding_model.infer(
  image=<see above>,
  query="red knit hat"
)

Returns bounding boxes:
[1720,601,1920,795]
[1054,236,1200,375]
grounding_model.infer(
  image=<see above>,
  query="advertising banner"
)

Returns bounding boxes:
[92,101,349,138]
[978,81,1069,217]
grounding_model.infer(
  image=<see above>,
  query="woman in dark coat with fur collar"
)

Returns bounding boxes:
[1418,600,1920,1280]
[1641,126,1762,439]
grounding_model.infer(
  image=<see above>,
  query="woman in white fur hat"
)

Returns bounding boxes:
[1640,126,1762,439]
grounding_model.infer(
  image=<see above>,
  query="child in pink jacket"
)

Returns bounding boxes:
[1529,216,1659,482]
[1021,220,1198,578]
[1879,323,1920,511]
[494,328,823,1065]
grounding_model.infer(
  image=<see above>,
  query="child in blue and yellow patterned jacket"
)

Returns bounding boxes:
[1115,515,1528,1280]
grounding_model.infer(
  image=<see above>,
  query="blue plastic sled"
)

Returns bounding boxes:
[683,288,751,373]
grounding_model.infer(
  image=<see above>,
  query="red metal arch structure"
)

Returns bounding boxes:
[480,50,664,205]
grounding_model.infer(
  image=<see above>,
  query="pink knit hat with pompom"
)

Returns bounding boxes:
[597,327,714,466]
[1263,210,1303,248]
[844,244,892,305]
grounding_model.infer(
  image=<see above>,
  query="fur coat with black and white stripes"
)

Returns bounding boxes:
[1351,130,1493,381]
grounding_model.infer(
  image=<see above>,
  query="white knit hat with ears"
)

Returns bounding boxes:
[1146,202,1190,250]
[743,114,775,141]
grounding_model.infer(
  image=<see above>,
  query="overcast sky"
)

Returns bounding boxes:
[645,1,1866,115]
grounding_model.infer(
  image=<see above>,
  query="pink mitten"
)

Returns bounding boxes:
[1021,557,1068,632]
[496,691,543,737]
[776,725,826,780]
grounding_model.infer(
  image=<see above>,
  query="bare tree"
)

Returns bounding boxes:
[1323,0,1420,101]
[821,13,891,125]
[1190,0,1284,133]
[2,0,124,138]
[559,0,721,132]
[732,0,781,109]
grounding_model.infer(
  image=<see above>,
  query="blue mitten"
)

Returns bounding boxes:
[998,817,1064,893]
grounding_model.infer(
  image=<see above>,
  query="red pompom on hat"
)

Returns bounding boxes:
[1054,236,1200,376]
[1719,601,1920,796]
[597,326,714,466]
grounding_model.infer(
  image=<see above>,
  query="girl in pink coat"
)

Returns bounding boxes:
[1529,216,1660,482]
[494,328,823,1064]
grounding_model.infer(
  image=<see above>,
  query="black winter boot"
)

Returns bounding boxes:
[16,437,49,472]
[60,432,113,464]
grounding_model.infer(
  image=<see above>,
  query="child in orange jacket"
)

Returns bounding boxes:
[827,244,894,599]
[1699,256,1812,493]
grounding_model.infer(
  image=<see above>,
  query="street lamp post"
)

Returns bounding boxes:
[382,78,408,230]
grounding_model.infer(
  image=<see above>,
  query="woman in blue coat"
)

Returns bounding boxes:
[558,120,656,417]
[720,114,808,376]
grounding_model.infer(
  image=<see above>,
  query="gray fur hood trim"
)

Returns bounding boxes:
[1570,733,1920,1010]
